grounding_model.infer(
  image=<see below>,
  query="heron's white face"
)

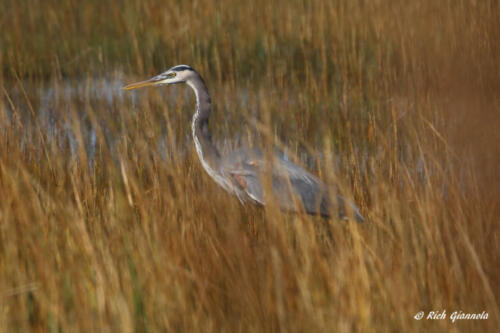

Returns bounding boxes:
[123,65,195,90]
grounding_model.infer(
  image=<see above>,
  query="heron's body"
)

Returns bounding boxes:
[124,65,364,222]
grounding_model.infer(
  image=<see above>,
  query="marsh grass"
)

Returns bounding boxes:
[1,0,499,331]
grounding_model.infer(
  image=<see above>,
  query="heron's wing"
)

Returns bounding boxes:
[222,148,364,221]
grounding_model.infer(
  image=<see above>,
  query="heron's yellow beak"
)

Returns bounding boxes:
[122,78,160,90]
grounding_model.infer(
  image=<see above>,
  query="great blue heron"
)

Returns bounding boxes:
[124,65,364,222]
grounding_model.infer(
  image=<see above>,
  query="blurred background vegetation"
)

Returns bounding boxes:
[0,0,499,332]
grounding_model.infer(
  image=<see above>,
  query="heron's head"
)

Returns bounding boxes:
[123,65,195,90]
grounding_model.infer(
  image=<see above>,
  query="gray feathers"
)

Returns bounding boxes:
[221,148,365,222]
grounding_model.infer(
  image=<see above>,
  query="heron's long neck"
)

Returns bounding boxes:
[187,76,221,174]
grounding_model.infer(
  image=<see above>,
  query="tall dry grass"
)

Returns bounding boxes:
[1,0,499,331]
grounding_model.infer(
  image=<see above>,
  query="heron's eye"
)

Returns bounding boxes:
[167,72,176,78]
